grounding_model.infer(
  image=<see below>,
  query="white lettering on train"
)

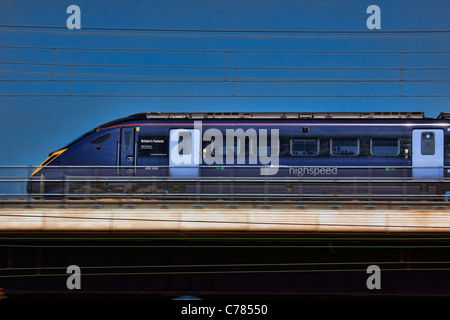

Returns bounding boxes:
[289,167,338,177]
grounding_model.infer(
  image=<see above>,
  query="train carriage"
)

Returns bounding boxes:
[27,111,450,201]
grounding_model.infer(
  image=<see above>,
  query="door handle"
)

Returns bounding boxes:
[116,142,120,174]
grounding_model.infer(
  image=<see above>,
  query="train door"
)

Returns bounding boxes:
[169,129,200,177]
[120,127,135,176]
[412,129,444,179]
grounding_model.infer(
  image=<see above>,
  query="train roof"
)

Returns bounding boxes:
[97,111,449,128]
[130,111,436,120]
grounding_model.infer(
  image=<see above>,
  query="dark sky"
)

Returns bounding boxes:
[0,0,449,165]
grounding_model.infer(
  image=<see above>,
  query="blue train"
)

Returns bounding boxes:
[27,111,450,200]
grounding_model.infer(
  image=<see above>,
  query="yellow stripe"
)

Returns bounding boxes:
[31,148,67,177]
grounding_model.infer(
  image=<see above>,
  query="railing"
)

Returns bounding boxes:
[0,165,449,207]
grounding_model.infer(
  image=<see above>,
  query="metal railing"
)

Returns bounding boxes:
[0,165,448,207]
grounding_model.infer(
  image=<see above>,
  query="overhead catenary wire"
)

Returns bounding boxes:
[5,79,450,83]
[1,73,449,83]
[1,70,449,82]
[2,61,450,71]
[1,24,449,33]
[1,44,449,54]
[1,27,450,39]
[2,95,449,98]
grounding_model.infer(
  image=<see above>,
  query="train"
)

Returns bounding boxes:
[27,111,450,201]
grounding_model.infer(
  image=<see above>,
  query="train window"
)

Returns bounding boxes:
[331,138,359,156]
[258,145,279,157]
[421,132,435,155]
[250,138,279,157]
[290,139,319,156]
[122,132,132,151]
[279,138,291,157]
[226,145,240,157]
[225,138,244,157]
[204,138,279,158]
[203,142,237,157]
[370,138,399,156]
[178,132,191,155]
[89,133,111,145]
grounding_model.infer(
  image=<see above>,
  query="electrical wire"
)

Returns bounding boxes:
[0,69,448,82]
[2,267,450,279]
[3,79,448,83]
[2,61,450,71]
[2,260,450,272]
[1,95,449,98]
[1,28,450,39]
[2,243,450,248]
[1,24,449,33]
[1,44,449,54]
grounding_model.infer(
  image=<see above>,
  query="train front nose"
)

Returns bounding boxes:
[26,148,68,199]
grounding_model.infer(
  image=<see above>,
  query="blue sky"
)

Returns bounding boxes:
[0,0,449,165]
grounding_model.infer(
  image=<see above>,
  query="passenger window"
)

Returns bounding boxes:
[290,139,319,156]
[89,133,111,145]
[421,132,435,155]
[371,138,399,156]
[122,132,132,151]
[223,138,242,157]
[178,132,191,155]
[331,138,359,156]
[226,145,240,157]
[258,145,277,157]
[249,137,278,157]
